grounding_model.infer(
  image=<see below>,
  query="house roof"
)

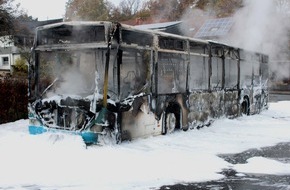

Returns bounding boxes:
[15,18,63,36]
[194,17,234,39]
[134,21,182,31]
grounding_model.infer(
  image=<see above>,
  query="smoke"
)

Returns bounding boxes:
[180,8,214,37]
[54,67,90,95]
[226,0,290,80]
[227,0,288,55]
[45,52,96,98]
[181,0,290,80]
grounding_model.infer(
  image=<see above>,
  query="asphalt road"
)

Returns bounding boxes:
[269,91,290,102]
[158,143,290,190]
[158,92,290,190]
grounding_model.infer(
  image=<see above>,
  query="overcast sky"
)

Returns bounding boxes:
[15,0,122,21]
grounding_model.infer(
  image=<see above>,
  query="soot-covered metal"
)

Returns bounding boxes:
[28,22,269,145]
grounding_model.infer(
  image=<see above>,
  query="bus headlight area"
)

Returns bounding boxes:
[28,96,119,145]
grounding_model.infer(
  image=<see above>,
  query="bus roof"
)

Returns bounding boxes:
[34,21,267,56]
[35,21,209,45]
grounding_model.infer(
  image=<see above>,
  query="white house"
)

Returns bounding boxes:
[0,19,63,76]
[0,36,21,75]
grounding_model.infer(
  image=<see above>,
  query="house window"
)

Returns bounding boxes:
[2,57,9,65]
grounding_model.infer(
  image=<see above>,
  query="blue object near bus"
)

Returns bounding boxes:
[28,125,98,144]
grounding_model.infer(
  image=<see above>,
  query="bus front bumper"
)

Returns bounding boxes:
[28,125,98,145]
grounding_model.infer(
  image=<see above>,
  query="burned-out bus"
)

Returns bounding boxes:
[28,21,269,144]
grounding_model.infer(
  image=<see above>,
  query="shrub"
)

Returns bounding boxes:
[12,57,28,77]
[0,77,28,124]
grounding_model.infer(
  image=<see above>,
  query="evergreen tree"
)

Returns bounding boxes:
[0,0,19,37]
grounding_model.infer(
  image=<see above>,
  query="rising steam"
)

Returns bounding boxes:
[228,0,290,80]
[181,0,290,81]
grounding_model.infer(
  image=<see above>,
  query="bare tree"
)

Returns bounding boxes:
[214,0,243,17]
[144,0,208,22]
[109,0,150,22]
[120,0,142,16]
[65,0,111,21]
[275,0,290,16]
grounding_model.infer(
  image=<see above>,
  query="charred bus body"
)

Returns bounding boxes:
[28,22,269,144]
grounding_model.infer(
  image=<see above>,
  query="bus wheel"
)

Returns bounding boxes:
[165,113,176,134]
[241,97,250,115]
[162,103,181,135]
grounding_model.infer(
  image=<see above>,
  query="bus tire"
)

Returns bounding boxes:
[241,97,250,115]
[162,103,181,135]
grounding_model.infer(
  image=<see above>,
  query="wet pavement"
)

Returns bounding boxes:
[159,142,290,190]
[270,91,290,102]
[158,92,290,190]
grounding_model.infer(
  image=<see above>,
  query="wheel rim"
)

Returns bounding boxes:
[166,113,176,133]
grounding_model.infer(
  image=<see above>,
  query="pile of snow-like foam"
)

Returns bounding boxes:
[0,101,290,189]
[234,157,290,175]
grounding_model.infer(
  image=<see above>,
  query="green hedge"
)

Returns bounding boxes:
[0,77,28,124]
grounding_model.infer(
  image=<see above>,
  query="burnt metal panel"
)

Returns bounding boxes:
[38,25,106,45]
[121,29,153,47]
